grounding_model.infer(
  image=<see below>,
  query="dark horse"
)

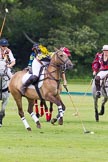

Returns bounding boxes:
[34,99,53,121]
[9,49,73,131]
[92,75,108,121]
[0,59,9,126]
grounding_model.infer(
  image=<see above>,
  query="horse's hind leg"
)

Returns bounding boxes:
[12,91,31,131]
[27,98,41,128]
[99,97,107,115]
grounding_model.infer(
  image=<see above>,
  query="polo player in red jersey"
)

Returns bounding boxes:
[92,45,108,98]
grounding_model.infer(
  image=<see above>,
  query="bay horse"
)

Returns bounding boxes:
[0,59,10,126]
[92,75,108,121]
[9,49,73,131]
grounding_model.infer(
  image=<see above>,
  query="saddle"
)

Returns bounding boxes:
[22,66,45,89]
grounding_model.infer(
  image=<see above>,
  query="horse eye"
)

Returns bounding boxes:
[60,54,63,57]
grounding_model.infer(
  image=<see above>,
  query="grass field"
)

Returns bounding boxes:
[0,83,108,162]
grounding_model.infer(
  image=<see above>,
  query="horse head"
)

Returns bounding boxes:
[51,48,73,71]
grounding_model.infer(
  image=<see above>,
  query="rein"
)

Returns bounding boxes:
[39,66,60,88]
[37,50,71,91]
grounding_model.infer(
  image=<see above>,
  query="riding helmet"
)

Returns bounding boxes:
[0,38,9,46]
[32,43,39,50]
[102,45,108,51]
[61,47,71,56]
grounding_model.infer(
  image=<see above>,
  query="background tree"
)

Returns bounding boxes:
[0,0,108,78]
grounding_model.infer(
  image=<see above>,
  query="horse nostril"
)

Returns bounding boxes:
[69,64,73,69]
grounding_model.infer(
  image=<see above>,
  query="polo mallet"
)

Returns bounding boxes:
[83,79,93,97]
[0,8,9,37]
[64,85,78,116]
[64,85,94,134]
[72,79,93,115]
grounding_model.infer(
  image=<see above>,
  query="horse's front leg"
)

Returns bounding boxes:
[94,97,99,121]
[0,92,9,126]
[40,100,44,117]
[47,94,65,125]
[39,100,49,121]
[27,98,41,128]
[34,100,40,118]
[99,97,107,115]
[55,99,66,122]
[48,102,53,121]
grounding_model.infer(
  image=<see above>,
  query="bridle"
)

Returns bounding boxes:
[50,50,70,71]
[40,50,71,87]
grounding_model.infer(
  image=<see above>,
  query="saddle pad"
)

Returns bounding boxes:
[22,70,44,89]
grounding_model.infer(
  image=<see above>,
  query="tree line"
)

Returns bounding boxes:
[0,0,108,78]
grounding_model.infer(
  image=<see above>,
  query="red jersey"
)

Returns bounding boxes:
[92,52,108,72]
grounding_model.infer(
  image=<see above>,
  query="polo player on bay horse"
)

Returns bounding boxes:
[21,44,71,95]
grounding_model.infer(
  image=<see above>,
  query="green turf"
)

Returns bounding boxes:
[0,84,108,162]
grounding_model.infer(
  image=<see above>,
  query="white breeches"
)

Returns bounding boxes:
[97,71,108,79]
[32,58,49,76]
[32,59,42,76]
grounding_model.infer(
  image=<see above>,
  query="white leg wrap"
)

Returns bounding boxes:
[21,117,30,129]
[58,105,63,117]
[31,112,39,122]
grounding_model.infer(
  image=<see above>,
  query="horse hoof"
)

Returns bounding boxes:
[46,119,51,122]
[0,123,2,127]
[58,117,63,125]
[98,112,104,115]
[27,127,32,131]
[36,121,41,128]
[51,118,57,125]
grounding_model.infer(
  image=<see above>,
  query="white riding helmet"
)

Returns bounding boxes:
[102,45,108,51]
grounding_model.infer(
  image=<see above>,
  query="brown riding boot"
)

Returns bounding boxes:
[95,76,101,98]
[20,75,38,95]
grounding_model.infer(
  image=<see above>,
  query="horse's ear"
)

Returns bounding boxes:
[54,47,59,51]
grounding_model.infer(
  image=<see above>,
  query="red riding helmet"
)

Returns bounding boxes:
[61,47,71,56]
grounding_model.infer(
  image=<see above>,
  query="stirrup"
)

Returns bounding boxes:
[96,91,101,98]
